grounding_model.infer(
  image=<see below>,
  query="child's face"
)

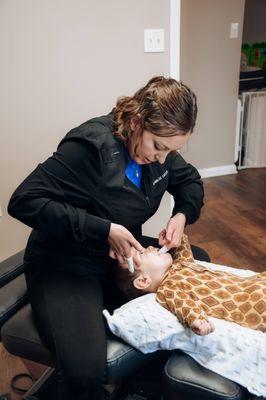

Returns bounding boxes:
[134,246,173,291]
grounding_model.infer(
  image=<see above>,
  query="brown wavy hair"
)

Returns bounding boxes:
[114,76,197,141]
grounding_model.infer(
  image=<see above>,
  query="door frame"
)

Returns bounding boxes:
[170,0,181,80]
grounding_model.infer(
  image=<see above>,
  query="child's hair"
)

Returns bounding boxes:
[116,268,149,300]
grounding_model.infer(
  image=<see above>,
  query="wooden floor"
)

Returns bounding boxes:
[0,168,266,399]
[186,168,266,272]
[0,345,47,399]
[0,345,31,400]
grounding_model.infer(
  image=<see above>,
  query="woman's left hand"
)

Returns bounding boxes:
[158,212,186,250]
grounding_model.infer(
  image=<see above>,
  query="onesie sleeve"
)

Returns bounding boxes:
[166,152,204,224]
[170,234,195,263]
[8,136,111,244]
[156,283,209,327]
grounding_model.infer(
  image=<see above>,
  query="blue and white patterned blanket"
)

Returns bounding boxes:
[103,261,266,397]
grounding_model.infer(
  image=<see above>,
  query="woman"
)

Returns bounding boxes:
[8,76,209,400]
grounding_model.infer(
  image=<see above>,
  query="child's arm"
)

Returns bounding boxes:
[156,283,214,335]
[170,234,195,264]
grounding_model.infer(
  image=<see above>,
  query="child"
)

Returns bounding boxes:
[117,235,266,336]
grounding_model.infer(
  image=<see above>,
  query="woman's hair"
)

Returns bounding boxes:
[114,75,198,141]
[116,268,149,300]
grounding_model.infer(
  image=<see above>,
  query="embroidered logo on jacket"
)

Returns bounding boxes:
[152,170,168,186]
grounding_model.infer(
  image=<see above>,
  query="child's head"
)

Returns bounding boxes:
[117,246,173,300]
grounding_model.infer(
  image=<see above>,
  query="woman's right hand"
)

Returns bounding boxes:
[108,223,143,268]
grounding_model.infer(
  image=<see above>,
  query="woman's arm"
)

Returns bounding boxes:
[8,139,111,244]
[166,152,204,225]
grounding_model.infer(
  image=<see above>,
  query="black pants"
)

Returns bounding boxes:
[26,239,210,400]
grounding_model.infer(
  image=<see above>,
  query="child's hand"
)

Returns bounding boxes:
[191,319,215,336]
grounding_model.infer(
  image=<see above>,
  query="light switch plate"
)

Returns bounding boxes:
[230,22,239,39]
[144,29,164,53]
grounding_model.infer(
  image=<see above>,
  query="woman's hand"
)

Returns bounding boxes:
[158,212,186,250]
[108,223,143,268]
[117,247,143,271]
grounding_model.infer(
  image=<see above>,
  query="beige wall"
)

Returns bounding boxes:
[0,0,170,260]
[180,0,245,169]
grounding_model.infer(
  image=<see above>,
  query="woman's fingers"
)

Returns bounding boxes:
[108,223,142,256]
[159,225,176,249]
[160,213,186,249]
[109,248,117,259]
[108,223,144,271]
[158,229,167,246]
[165,225,173,242]
[121,235,142,269]
[131,250,142,269]
[116,253,126,265]
[159,222,182,249]
[128,236,143,253]
[118,260,129,270]
[170,229,182,248]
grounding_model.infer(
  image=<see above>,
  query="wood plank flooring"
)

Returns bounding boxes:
[0,168,265,399]
[0,344,30,400]
[186,168,266,272]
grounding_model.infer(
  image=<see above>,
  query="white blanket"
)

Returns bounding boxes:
[103,261,266,397]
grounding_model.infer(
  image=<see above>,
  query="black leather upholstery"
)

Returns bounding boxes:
[0,274,28,337]
[0,250,28,339]
[1,303,156,384]
[163,351,249,400]
[0,250,25,287]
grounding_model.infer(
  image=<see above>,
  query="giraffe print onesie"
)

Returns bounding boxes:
[156,235,266,332]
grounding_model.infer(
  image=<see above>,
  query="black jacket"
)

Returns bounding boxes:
[8,111,204,274]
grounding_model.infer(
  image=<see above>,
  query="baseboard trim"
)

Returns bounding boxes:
[199,164,237,178]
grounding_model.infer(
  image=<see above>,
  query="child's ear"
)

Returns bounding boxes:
[133,275,152,290]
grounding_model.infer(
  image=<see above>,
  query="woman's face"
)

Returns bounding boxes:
[127,123,191,164]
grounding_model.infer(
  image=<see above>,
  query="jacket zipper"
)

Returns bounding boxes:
[143,176,151,207]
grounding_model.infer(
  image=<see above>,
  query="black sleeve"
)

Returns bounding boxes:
[166,152,204,225]
[8,138,111,244]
